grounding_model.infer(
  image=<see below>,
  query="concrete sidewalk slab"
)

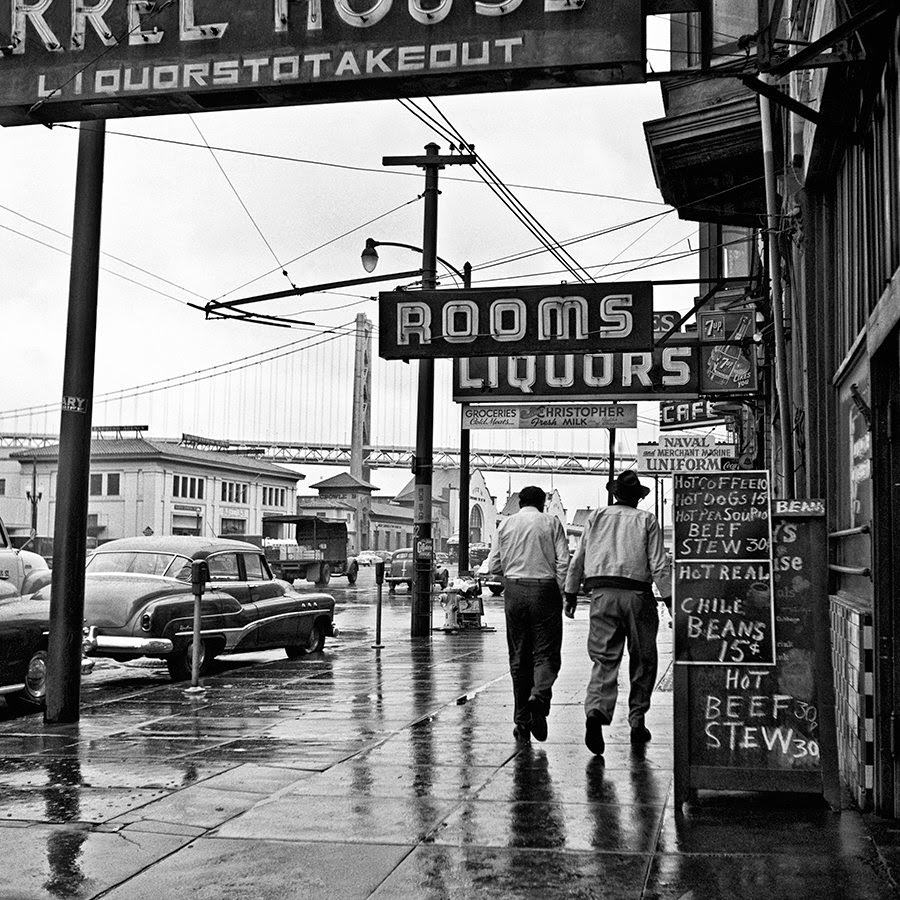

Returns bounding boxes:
[0,591,894,898]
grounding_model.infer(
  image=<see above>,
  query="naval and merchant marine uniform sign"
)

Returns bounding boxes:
[0,0,644,126]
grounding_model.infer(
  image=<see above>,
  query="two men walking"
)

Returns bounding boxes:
[485,472,670,754]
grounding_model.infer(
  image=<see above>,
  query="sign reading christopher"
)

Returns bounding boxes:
[462,402,637,430]
[379,283,653,360]
[0,1,644,126]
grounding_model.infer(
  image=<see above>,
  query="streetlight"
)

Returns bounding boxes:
[362,238,468,286]
[361,236,475,585]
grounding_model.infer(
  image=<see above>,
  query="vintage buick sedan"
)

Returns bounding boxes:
[60,536,337,681]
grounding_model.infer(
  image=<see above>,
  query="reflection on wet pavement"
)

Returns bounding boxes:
[0,573,894,898]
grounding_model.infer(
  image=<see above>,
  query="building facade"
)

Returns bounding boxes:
[7,437,299,544]
[393,468,498,553]
[644,2,900,815]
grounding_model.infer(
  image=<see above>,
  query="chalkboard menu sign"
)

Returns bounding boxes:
[673,472,775,665]
[674,472,771,560]
[674,497,840,804]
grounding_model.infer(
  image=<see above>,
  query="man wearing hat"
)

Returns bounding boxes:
[564,470,671,755]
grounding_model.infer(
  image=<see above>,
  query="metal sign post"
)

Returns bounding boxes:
[373,560,385,650]
[45,121,106,726]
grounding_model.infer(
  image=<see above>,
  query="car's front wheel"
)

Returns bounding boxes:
[5,650,48,713]
[286,621,325,658]
[166,640,208,682]
[489,585,504,596]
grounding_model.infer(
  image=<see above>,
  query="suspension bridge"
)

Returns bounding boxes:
[0,314,641,474]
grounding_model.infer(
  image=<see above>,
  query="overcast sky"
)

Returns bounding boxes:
[0,44,702,515]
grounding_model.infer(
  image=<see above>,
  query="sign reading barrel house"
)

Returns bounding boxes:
[672,476,839,803]
[0,1,644,125]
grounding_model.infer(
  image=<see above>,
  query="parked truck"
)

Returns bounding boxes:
[0,518,52,599]
[243,515,359,587]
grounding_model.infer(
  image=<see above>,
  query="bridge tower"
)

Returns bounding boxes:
[350,313,373,483]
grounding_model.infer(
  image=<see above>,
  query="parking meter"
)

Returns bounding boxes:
[191,559,209,595]
[187,559,209,692]
[373,560,385,650]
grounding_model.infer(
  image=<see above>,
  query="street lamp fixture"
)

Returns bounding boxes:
[361,238,470,286]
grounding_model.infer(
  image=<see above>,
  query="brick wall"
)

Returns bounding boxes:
[830,594,875,810]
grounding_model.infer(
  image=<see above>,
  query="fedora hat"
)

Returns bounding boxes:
[607,470,651,499]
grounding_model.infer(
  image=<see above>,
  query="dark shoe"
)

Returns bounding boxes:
[513,725,531,743]
[585,715,605,755]
[527,698,548,742]
[630,724,652,745]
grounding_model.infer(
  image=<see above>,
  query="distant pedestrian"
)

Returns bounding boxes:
[564,471,671,756]
[485,485,569,743]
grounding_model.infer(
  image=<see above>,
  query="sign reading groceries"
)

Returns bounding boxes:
[462,403,637,430]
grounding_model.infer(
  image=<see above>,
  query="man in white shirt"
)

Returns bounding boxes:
[564,470,671,756]
[485,485,570,743]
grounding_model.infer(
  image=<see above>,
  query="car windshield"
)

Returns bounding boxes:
[394,551,411,560]
[87,551,192,581]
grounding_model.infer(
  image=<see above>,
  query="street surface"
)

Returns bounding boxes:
[0,568,894,898]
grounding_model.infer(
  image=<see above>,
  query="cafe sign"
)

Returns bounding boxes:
[379,283,654,360]
[0,0,644,126]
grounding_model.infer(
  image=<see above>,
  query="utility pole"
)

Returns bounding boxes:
[45,121,106,724]
[26,459,41,533]
[607,428,617,505]
[457,263,472,577]
[382,144,475,637]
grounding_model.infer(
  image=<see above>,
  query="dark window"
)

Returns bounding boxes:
[220,517,246,535]
[242,553,266,581]
[89,474,102,496]
[0,478,5,496]
[107,473,120,496]
[208,553,241,581]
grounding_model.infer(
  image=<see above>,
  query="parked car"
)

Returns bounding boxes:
[355,551,382,567]
[60,536,338,681]
[0,590,93,713]
[386,548,450,593]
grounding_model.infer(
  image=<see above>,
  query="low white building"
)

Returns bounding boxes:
[6,437,300,544]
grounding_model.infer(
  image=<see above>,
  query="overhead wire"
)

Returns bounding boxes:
[425,96,597,283]
[52,123,666,206]
[211,194,422,301]
[0,221,197,308]
[0,321,358,420]
[406,97,595,285]
[189,115,298,291]
[0,202,209,302]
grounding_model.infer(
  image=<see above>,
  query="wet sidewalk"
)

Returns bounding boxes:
[0,590,895,899]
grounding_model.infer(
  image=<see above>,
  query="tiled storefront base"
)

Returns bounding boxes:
[831,594,875,810]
